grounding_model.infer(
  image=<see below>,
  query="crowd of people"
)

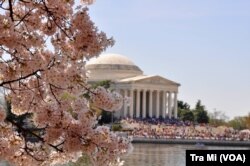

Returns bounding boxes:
[120,118,250,141]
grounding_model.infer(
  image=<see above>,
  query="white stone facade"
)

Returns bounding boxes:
[86,54,180,119]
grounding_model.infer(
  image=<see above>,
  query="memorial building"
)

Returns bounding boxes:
[86,54,180,119]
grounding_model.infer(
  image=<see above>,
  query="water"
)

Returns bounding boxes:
[1,144,249,166]
[122,143,250,166]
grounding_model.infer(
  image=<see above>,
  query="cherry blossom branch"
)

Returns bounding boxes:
[24,147,44,162]
[0,0,128,164]
[54,140,65,148]
[0,0,6,9]
[19,0,30,4]
[47,56,56,69]
[6,116,63,152]
[0,56,56,88]
[49,83,69,90]
[0,69,43,87]
[49,84,61,105]
[35,76,47,103]
[2,82,44,91]
[14,8,34,27]
[41,0,74,40]
[51,16,73,40]
[23,134,45,162]
[78,81,97,95]
[8,0,14,21]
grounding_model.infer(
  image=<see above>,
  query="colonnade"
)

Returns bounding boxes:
[118,89,178,119]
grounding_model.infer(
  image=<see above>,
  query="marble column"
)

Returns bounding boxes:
[162,91,166,119]
[149,90,153,118]
[123,89,128,117]
[156,90,160,118]
[168,92,172,119]
[136,89,141,118]
[142,89,147,118]
[174,92,178,119]
[129,89,134,118]
[115,89,121,119]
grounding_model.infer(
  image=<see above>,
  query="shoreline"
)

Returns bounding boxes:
[132,137,250,147]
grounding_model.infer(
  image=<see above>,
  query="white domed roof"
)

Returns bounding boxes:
[86,53,143,81]
[87,53,136,66]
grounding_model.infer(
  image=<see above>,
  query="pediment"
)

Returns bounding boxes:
[136,75,180,86]
[119,75,180,86]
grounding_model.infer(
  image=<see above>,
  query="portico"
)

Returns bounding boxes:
[113,75,179,119]
[86,53,180,119]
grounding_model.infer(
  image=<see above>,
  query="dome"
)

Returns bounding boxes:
[87,53,136,66]
[86,53,143,81]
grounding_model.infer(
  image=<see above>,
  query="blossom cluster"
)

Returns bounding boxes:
[91,87,123,112]
[0,106,6,122]
[0,0,130,165]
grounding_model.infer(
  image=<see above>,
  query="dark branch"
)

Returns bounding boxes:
[8,0,14,21]
[49,84,61,105]
[6,117,63,152]
[0,69,43,87]
[15,8,34,27]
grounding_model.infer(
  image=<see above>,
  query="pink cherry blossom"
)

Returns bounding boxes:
[0,0,130,165]
[0,106,6,122]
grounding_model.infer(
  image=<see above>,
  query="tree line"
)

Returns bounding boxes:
[178,100,250,130]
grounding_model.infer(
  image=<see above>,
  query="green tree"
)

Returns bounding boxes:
[178,100,190,110]
[195,110,209,123]
[193,100,209,123]
[177,100,191,120]
[98,111,112,124]
[195,100,205,111]
[245,113,250,129]
[182,111,194,122]
[92,80,112,89]
[228,116,247,130]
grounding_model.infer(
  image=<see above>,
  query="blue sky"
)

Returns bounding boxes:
[87,0,250,119]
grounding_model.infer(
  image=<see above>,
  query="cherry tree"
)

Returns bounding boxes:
[0,0,130,165]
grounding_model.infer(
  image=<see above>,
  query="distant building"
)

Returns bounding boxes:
[0,88,6,108]
[86,54,180,119]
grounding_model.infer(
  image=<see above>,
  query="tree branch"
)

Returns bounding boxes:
[6,117,63,152]
[0,69,43,87]
[8,0,14,21]
[49,84,61,105]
